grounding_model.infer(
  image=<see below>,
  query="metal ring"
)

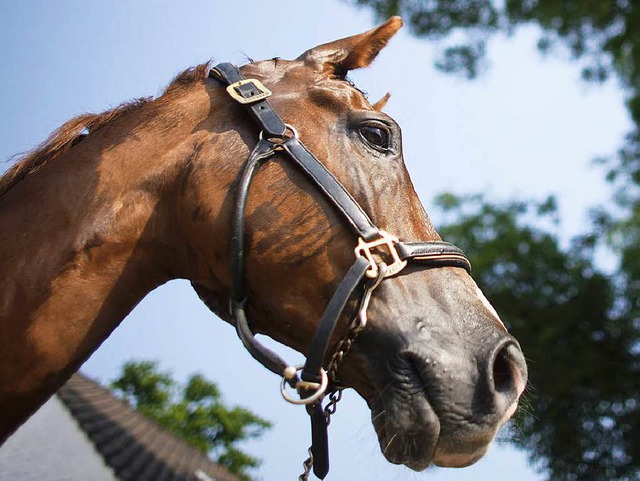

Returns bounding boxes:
[280,366,328,405]
[259,123,299,142]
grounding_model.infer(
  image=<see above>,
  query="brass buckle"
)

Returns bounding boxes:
[226,79,272,104]
[355,230,407,279]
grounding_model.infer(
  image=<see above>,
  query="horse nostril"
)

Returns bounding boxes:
[493,349,513,394]
[489,341,528,405]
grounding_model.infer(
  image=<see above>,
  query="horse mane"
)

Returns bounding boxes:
[0,63,209,198]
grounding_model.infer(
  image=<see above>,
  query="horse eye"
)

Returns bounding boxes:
[359,125,390,150]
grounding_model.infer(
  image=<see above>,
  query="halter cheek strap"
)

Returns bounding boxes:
[208,62,472,480]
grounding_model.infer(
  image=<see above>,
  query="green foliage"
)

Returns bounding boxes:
[435,194,640,480]
[109,361,271,481]
[110,361,173,415]
[349,1,638,91]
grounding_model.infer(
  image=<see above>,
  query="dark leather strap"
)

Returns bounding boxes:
[209,62,287,137]
[230,139,278,303]
[301,256,370,383]
[397,241,472,274]
[229,139,297,377]
[308,402,330,479]
[232,300,293,377]
[282,137,380,241]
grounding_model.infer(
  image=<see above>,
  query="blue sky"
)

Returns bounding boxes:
[0,1,631,480]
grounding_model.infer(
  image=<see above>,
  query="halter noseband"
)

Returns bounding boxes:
[208,62,471,480]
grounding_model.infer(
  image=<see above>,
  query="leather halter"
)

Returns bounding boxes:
[208,62,472,479]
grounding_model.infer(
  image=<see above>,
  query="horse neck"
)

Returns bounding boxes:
[0,83,219,441]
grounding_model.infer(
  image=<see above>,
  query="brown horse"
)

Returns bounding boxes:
[0,17,527,473]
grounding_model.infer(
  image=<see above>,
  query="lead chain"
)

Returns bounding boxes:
[324,389,342,425]
[327,264,386,384]
[327,300,368,382]
[298,448,314,481]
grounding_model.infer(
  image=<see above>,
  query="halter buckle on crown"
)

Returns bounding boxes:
[226,78,272,104]
[355,231,407,279]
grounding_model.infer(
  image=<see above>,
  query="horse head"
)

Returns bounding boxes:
[187,17,528,470]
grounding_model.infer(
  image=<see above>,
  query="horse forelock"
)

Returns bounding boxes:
[0,63,210,199]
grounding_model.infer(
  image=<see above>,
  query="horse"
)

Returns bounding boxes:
[0,16,527,477]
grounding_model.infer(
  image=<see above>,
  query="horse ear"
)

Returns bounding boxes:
[372,92,391,111]
[298,17,403,77]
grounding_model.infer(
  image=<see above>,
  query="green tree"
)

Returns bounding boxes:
[435,193,640,480]
[110,361,272,481]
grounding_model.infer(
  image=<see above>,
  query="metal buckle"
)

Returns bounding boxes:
[226,79,272,104]
[355,230,407,279]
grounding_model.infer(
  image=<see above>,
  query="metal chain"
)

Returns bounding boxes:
[327,264,387,384]
[327,329,359,383]
[324,389,343,424]
[298,448,314,481]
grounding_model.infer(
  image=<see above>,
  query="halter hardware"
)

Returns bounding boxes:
[259,123,299,143]
[355,230,407,279]
[206,61,473,480]
[355,262,387,331]
[226,78,272,104]
[281,366,329,405]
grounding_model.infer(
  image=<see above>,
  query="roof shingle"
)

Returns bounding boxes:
[57,373,241,481]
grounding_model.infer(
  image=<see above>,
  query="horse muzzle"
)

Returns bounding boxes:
[345,275,528,471]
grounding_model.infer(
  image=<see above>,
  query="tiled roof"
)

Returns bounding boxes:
[57,373,241,481]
